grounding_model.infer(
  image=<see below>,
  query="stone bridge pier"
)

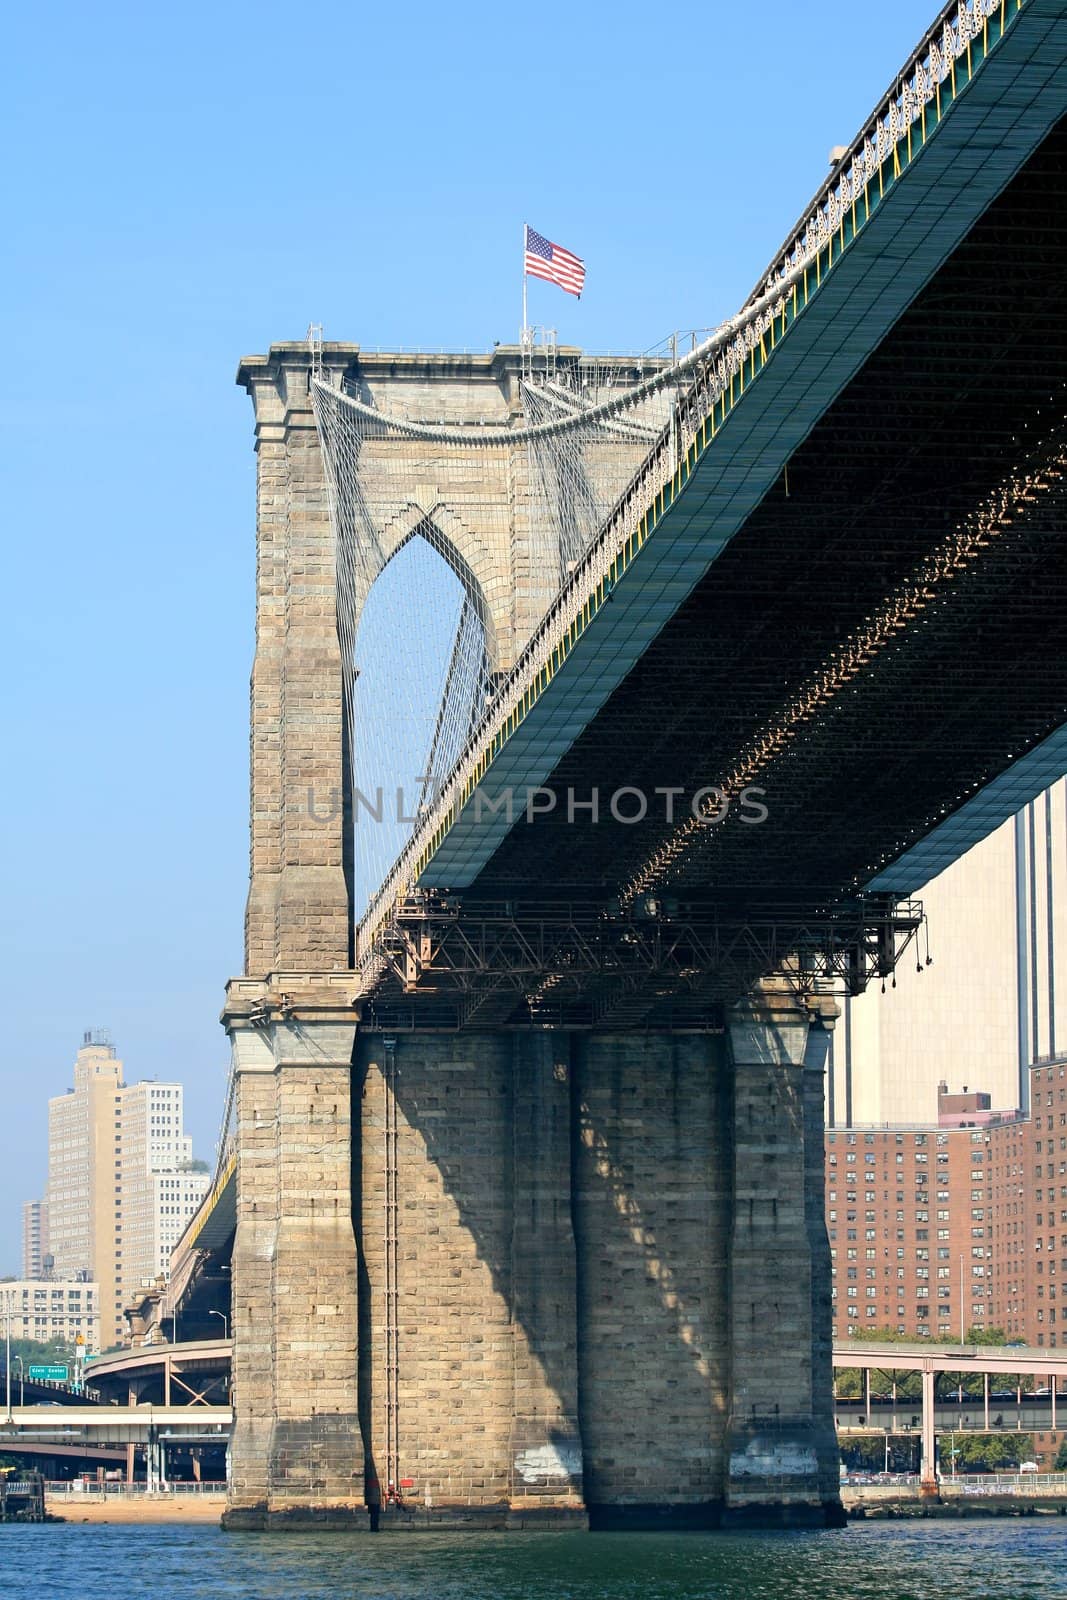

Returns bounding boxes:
[222,980,841,1530]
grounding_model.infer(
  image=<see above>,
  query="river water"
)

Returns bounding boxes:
[3,1522,1067,1600]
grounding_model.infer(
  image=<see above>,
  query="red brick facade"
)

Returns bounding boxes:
[828,1060,1067,1348]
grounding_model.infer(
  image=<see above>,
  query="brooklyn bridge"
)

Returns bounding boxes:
[170,0,1067,1529]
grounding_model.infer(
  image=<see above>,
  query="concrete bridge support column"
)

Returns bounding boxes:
[358,1032,515,1524]
[508,1034,584,1523]
[355,1031,585,1528]
[724,982,842,1526]
[224,990,362,1528]
[920,1366,938,1495]
[573,1034,731,1528]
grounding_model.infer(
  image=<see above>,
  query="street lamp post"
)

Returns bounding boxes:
[4,1292,11,1423]
[208,1309,229,1340]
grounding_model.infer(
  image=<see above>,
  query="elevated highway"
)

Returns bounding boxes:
[0,1367,100,1408]
[832,1340,1067,1483]
[85,1339,231,1408]
[0,1406,232,1490]
[0,1406,231,1441]
[833,1341,1067,1380]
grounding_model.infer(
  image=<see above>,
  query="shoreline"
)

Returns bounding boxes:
[45,1494,226,1525]
[847,1497,1067,1521]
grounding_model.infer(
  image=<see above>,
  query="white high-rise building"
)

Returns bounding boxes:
[46,1034,209,1347]
[827,779,1067,1126]
[117,1082,208,1311]
[47,1033,125,1317]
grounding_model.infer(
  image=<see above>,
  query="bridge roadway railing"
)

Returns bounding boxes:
[45,1479,227,1497]
[832,1341,1067,1379]
[946,1474,1067,1494]
[745,0,1017,306]
[175,1146,235,1258]
[0,1367,100,1405]
[162,1147,236,1318]
[350,0,1025,975]
[842,1474,1067,1497]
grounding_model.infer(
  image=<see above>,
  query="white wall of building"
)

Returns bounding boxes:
[1,1279,100,1354]
[828,778,1067,1127]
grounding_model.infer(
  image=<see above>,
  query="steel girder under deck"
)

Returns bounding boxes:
[358,894,924,1032]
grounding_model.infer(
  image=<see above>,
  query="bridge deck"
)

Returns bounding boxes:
[355,0,1067,1028]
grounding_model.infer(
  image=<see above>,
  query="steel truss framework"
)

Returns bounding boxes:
[357,893,925,1032]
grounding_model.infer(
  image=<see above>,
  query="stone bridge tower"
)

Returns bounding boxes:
[222,341,842,1530]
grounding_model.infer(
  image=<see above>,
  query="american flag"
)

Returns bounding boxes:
[523,226,585,298]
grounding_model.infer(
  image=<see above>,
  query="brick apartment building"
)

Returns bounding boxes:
[828,1058,1067,1347]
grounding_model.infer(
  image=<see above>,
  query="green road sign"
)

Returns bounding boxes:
[28,1364,69,1382]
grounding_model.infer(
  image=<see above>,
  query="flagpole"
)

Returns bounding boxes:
[521,222,528,341]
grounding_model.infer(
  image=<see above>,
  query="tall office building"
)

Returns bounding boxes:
[47,1032,125,1319]
[21,1198,49,1279]
[828,779,1067,1127]
[117,1081,208,1315]
[46,1032,209,1348]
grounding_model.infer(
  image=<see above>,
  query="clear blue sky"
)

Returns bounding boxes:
[0,0,939,1271]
